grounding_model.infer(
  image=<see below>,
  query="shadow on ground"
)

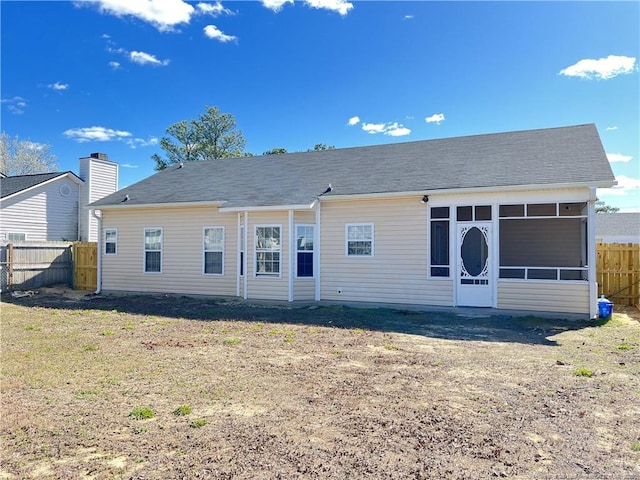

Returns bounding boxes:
[3,289,607,347]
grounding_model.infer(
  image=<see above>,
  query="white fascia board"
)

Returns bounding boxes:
[219,204,311,213]
[0,172,84,203]
[92,200,226,210]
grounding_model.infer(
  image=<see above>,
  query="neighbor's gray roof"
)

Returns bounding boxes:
[1,172,80,199]
[596,213,640,238]
[91,124,615,209]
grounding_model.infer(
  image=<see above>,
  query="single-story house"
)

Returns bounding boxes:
[595,213,640,244]
[90,124,616,318]
[1,153,118,242]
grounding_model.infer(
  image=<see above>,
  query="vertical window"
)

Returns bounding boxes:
[204,227,224,275]
[430,207,450,277]
[346,224,374,256]
[144,228,162,273]
[296,225,314,277]
[104,229,117,255]
[255,226,281,276]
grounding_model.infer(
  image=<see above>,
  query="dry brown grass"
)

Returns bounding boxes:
[1,295,639,479]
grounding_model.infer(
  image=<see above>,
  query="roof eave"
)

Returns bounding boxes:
[0,172,83,202]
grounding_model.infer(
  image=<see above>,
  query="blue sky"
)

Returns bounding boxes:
[1,0,639,211]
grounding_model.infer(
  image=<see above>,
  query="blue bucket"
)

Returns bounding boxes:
[597,296,613,319]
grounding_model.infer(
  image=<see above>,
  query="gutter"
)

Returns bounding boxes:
[91,209,102,294]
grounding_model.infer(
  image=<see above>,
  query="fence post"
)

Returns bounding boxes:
[7,243,13,292]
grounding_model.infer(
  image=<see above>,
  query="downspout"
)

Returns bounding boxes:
[91,209,102,294]
[588,187,597,319]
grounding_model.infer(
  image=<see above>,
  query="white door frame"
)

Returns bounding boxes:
[455,222,493,307]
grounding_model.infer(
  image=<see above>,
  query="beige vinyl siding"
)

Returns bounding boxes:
[101,206,237,296]
[293,278,315,301]
[497,280,589,314]
[320,197,453,306]
[1,178,79,242]
[246,211,289,301]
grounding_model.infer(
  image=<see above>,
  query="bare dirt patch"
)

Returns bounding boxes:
[1,290,639,479]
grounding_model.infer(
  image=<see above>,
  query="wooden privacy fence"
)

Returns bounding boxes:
[73,242,98,291]
[596,243,640,307]
[0,242,98,293]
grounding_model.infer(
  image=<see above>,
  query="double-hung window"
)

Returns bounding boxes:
[204,227,224,275]
[255,226,281,276]
[296,225,314,277]
[430,207,450,277]
[105,229,117,255]
[144,228,162,273]
[346,223,374,256]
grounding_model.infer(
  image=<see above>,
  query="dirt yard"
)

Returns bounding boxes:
[1,289,639,479]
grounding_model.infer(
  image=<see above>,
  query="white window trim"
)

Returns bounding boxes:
[345,223,374,257]
[295,224,315,278]
[6,232,27,242]
[254,224,282,278]
[143,227,163,274]
[104,228,117,255]
[428,206,451,279]
[203,226,225,276]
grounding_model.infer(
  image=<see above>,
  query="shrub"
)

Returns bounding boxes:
[173,405,193,416]
[129,407,155,420]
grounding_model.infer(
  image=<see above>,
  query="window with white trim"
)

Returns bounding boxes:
[6,233,26,242]
[296,225,314,277]
[255,226,281,276]
[346,223,373,256]
[104,228,117,255]
[144,228,162,273]
[203,227,224,275]
[429,207,450,277]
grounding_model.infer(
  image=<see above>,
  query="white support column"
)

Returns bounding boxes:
[288,209,294,302]
[244,213,248,300]
[588,187,598,319]
[315,201,321,301]
[236,213,241,297]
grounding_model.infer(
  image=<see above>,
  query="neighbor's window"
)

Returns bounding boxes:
[296,225,314,277]
[105,228,117,255]
[346,224,374,256]
[144,228,162,273]
[203,227,224,275]
[255,226,281,276]
[430,207,450,277]
[6,232,26,242]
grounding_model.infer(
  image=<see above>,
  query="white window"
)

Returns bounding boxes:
[6,233,26,242]
[203,227,224,275]
[144,228,162,273]
[104,229,117,255]
[429,207,450,277]
[255,225,281,276]
[296,225,314,277]
[346,223,374,256]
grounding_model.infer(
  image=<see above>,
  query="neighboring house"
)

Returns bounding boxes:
[90,124,615,318]
[1,153,118,242]
[595,213,640,244]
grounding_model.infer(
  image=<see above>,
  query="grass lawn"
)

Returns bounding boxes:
[1,294,639,479]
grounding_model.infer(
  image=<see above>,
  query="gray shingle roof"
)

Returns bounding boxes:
[596,213,640,237]
[91,124,615,209]
[1,172,76,199]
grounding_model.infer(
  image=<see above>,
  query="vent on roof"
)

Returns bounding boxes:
[90,152,109,161]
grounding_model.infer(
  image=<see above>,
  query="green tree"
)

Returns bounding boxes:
[0,132,58,175]
[595,198,619,213]
[308,143,335,152]
[263,147,288,155]
[152,106,246,170]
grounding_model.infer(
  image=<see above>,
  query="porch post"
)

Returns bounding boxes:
[288,209,294,302]
[236,213,241,297]
[315,200,321,301]
[244,212,248,300]
[588,187,597,319]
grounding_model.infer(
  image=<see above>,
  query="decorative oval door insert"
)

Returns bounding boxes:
[460,226,489,278]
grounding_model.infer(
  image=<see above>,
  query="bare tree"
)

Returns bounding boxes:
[0,132,58,176]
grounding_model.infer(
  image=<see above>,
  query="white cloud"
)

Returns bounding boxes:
[559,55,637,80]
[425,113,445,125]
[130,51,170,66]
[63,126,132,143]
[362,121,411,137]
[48,82,69,91]
[108,61,121,70]
[347,116,360,126]
[262,0,293,12]
[126,137,159,148]
[1,96,27,115]
[404,15,414,20]
[598,175,640,196]
[605,126,618,131]
[120,163,139,168]
[86,0,195,32]
[203,25,237,42]
[607,153,633,163]
[305,0,353,16]
[197,2,232,16]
